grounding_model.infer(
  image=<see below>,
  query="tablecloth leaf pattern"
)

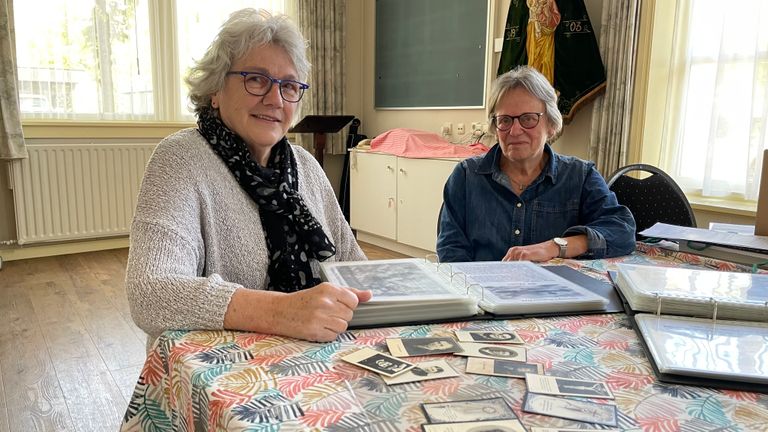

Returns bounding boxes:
[121,246,768,431]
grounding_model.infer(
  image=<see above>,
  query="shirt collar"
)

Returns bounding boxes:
[476,142,559,183]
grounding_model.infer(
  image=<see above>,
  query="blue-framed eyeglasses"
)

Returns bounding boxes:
[492,112,543,131]
[226,71,309,103]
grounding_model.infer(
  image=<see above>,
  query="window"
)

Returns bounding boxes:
[13,0,286,122]
[646,0,768,203]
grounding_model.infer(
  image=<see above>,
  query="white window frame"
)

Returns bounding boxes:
[17,0,290,136]
[631,0,762,215]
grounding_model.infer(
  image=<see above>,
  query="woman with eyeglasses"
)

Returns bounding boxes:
[126,9,370,349]
[437,66,635,263]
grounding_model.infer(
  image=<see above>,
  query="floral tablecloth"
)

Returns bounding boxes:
[121,245,768,431]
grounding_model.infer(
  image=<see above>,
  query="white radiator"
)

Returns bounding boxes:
[10,140,157,245]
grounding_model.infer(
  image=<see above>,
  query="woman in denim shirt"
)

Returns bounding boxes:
[437,66,635,262]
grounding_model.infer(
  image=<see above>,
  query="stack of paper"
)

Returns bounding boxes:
[640,222,768,267]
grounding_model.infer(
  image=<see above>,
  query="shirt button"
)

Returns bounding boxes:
[514,229,521,235]
[516,203,522,208]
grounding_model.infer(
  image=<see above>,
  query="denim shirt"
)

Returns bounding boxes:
[437,143,636,262]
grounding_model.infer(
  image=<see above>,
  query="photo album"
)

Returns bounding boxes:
[613,263,768,321]
[320,258,610,327]
[611,263,768,390]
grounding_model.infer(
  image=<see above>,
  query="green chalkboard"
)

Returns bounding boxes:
[375,0,488,108]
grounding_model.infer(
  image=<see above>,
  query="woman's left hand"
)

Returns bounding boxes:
[502,240,559,262]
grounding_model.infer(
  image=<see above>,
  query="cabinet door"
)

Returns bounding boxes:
[396,158,458,251]
[350,151,397,240]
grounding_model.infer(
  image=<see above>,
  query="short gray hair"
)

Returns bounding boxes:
[185,9,310,115]
[487,66,563,139]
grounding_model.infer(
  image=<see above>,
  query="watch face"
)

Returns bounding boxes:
[554,237,567,246]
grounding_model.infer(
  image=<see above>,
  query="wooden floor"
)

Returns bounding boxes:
[0,241,406,432]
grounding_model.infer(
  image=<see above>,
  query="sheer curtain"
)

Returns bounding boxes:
[0,0,26,159]
[661,0,768,201]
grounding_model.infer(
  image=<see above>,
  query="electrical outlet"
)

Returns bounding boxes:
[456,123,465,135]
[471,122,481,131]
[441,122,452,136]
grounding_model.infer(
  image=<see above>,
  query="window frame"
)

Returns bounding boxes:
[17,0,290,139]
[630,0,759,216]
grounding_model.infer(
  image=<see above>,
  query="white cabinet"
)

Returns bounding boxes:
[349,152,397,240]
[350,150,458,255]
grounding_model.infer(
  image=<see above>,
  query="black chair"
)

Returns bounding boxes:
[607,164,697,239]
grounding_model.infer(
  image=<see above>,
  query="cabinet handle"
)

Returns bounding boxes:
[386,165,394,171]
[399,168,406,174]
[388,197,395,208]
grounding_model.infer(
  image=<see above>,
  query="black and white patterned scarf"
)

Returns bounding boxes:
[197,107,336,292]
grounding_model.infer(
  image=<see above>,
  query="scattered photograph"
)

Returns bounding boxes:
[387,337,463,357]
[382,359,459,385]
[465,358,542,378]
[525,374,614,399]
[422,419,527,432]
[341,347,415,377]
[455,330,523,344]
[522,393,618,427]
[422,397,517,424]
[455,342,527,361]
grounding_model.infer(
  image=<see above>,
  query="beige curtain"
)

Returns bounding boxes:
[295,0,347,155]
[588,0,640,176]
[0,0,26,160]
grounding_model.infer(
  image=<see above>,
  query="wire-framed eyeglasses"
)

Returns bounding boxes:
[492,112,544,131]
[226,71,309,103]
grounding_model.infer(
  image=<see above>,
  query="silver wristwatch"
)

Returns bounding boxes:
[553,237,568,258]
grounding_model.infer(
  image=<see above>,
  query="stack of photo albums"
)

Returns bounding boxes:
[320,258,614,328]
[612,263,768,392]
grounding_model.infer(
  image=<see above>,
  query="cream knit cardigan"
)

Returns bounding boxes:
[125,128,365,346]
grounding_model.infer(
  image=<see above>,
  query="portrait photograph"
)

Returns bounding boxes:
[455,330,523,344]
[382,359,459,385]
[387,336,462,357]
[456,342,527,361]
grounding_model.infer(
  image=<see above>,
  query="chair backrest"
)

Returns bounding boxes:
[606,163,697,239]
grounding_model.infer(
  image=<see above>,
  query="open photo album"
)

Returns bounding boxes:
[320,258,609,327]
[612,263,768,390]
[634,314,768,387]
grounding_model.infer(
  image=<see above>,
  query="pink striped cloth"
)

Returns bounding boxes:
[370,128,490,158]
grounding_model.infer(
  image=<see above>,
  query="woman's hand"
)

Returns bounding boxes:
[502,240,559,262]
[502,235,588,262]
[273,283,373,341]
[224,283,372,342]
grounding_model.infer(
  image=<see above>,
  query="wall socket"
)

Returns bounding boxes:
[441,122,452,136]
[456,123,465,135]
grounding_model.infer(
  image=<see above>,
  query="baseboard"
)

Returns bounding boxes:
[0,236,129,262]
